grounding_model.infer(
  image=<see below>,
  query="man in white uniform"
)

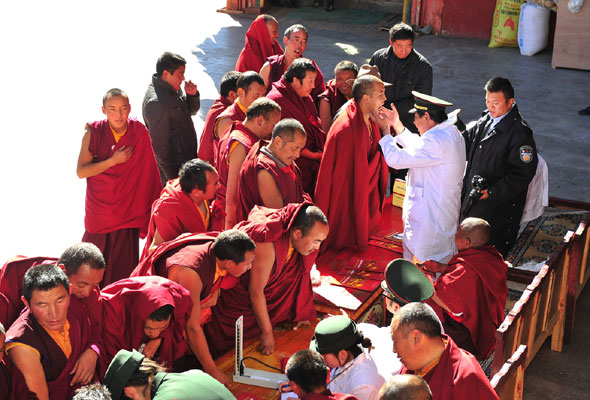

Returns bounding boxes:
[378,92,466,263]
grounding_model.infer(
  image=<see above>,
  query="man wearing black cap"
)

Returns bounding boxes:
[462,77,537,257]
[377,92,465,264]
[104,349,235,400]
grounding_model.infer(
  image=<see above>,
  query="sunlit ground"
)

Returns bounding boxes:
[0,0,238,262]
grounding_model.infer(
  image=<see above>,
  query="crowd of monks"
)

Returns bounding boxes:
[0,12,542,400]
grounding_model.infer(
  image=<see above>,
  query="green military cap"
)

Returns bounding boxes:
[310,315,359,355]
[381,258,434,306]
[409,91,453,114]
[104,349,145,400]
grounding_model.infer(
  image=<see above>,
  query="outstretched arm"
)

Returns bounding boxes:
[249,242,276,355]
[8,345,49,400]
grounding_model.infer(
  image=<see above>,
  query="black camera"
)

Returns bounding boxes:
[461,175,487,217]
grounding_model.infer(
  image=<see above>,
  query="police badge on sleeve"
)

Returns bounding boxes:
[520,146,534,163]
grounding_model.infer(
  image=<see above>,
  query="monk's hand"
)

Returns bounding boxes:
[142,338,163,359]
[184,80,198,96]
[258,330,275,355]
[420,260,445,274]
[293,320,311,330]
[310,265,321,286]
[70,348,98,386]
[207,366,230,387]
[111,145,133,165]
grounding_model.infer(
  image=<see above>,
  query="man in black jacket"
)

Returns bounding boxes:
[462,77,537,256]
[370,22,432,131]
[143,52,200,185]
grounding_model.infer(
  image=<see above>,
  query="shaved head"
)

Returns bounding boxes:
[458,217,491,248]
[379,375,432,400]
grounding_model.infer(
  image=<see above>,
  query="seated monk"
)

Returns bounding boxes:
[5,264,99,400]
[236,118,309,223]
[315,72,389,251]
[391,303,499,400]
[0,243,105,389]
[235,14,283,73]
[205,203,329,357]
[141,158,220,259]
[131,230,256,386]
[214,71,267,149]
[0,323,10,399]
[260,24,326,100]
[212,98,281,230]
[422,218,508,360]
[317,60,358,133]
[99,276,192,375]
[198,71,241,165]
[267,58,327,195]
[77,88,162,286]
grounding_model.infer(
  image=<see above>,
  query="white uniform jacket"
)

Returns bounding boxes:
[327,351,386,400]
[379,122,466,262]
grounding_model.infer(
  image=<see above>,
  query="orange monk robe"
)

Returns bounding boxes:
[314,100,388,251]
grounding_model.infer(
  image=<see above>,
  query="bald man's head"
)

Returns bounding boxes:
[379,375,432,400]
[456,217,492,251]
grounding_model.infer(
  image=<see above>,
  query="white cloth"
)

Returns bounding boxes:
[520,153,548,225]
[357,323,402,379]
[327,351,386,400]
[379,122,466,262]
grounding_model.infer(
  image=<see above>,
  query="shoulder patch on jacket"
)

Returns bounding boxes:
[520,145,534,163]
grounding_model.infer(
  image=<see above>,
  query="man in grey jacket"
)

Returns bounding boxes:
[143,52,200,185]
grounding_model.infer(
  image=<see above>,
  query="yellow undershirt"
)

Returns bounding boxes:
[110,124,127,143]
[414,338,448,378]
[197,199,211,228]
[6,319,72,359]
[286,243,295,262]
[236,100,247,114]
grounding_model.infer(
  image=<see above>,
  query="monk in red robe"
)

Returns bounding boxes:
[205,203,329,357]
[260,24,326,100]
[214,72,267,153]
[0,322,9,400]
[0,243,105,385]
[235,14,283,73]
[5,264,99,400]
[77,88,161,286]
[267,58,327,194]
[423,218,508,360]
[211,98,281,230]
[236,118,309,223]
[198,71,241,164]
[141,159,220,259]
[99,276,192,375]
[392,303,499,400]
[315,74,389,251]
[131,230,256,386]
[317,61,358,133]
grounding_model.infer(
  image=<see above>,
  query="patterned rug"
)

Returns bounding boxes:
[506,208,588,272]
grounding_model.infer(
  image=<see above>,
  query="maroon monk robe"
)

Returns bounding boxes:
[235,15,283,73]
[198,95,233,165]
[430,246,507,360]
[210,122,261,231]
[236,141,308,223]
[204,203,318,356]
[5,296,98,400]
[83,118,162,285]
[140,178,210,261]
[131,232,236,324]
[400,335,499,400]
[0,359,10,400]
[267,77,327,195]
[302,391,359,400]
[0,256,57,327]
[317,79,348,118]
[213,102,247,164]
[266,55,326,100]
[314,100,388,251]
[100,276,192,375]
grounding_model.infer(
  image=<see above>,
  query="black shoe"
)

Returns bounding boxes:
[578,106,590,116]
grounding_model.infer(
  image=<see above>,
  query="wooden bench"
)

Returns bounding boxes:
[490,233,572,377]
[490,344,527,400]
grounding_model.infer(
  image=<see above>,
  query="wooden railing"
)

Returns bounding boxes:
[491,344,527,400]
